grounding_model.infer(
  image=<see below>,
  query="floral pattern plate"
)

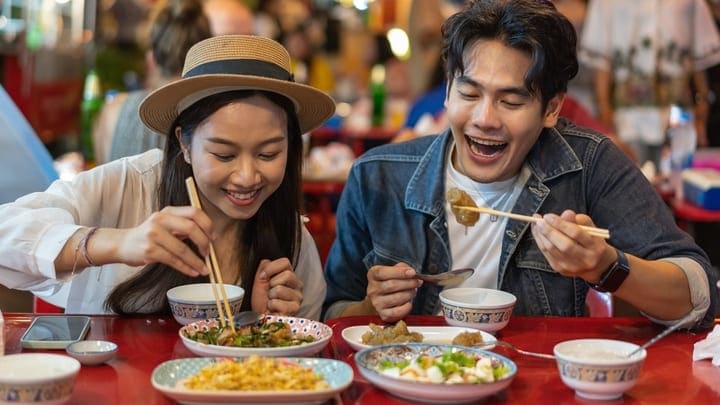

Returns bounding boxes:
[356,343,517,404]
[151,357,352,404]
[179,315,332,357]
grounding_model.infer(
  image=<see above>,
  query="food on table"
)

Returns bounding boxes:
[361,320,423,345]
[183,320,315,347]
[451,331,484,346]
[446,187,479,227]
[360,321,485,347]
[183,356,329,391]
[376,350,511,384]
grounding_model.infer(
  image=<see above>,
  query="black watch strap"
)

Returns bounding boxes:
[589,248,630,293]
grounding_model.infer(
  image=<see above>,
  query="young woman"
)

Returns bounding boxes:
[0,35,336,320]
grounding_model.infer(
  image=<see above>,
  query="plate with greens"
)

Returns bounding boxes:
[179,315,332,357]
[355,343,516,404]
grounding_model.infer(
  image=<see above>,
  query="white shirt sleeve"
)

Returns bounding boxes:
[0,150,162,311]
[294,224,326,321]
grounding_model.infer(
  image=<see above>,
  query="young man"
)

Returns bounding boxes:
[323,0,717,330]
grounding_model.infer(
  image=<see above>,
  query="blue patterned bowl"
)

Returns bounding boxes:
[167,283,245,325]
[439,288,516,333]
[553,338,646,400]
[0,353,80,404]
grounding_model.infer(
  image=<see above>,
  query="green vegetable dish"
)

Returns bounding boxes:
[185,321,316,348]
[377,350,512,384]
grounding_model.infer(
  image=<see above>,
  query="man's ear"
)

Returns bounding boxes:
[175,127,191,163]
[543,93,566,128]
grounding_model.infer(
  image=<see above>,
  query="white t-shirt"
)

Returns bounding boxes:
[0,149,326,319]
[444,146,530,290]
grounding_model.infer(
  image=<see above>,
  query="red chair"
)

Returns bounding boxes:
[33,296,64,313]
[586,289,613,317]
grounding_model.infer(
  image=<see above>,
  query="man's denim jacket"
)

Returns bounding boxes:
[323,119,717,328]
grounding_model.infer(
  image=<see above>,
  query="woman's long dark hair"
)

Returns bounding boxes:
[106,90,303,314]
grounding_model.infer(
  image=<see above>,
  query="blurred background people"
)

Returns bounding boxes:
[705,0,720,147]
[203,0,255,36]
[93,0,213,164]
[580,0,720,167]
[93,0,256,165]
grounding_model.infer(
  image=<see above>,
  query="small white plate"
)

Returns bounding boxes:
[179,315,332,357]
[341,325,496,351]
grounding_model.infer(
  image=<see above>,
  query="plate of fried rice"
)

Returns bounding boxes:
[179,315,333,357]
[152,356,353,404]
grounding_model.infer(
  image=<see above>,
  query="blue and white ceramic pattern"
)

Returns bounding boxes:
[0,353,80,405]
[439,288,516,333]
[151,357,353,404]
[355,343,517,404]
[166,284,245,325]
[179,315,333,357]
[553,338,647,400]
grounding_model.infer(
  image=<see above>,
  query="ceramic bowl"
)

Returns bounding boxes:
[166,283,245,325]
[0,353,80,405]
[66,340,118,366]
[553,338,646,400]
[438,288,516,333]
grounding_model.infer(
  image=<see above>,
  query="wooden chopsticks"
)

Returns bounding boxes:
[185,177,236,333]
[451,205,611,239]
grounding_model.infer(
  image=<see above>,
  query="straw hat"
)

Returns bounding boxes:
[139,35,336,135]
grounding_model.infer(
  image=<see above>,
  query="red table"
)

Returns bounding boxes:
[326,315,720,404]
[2,313,718,404]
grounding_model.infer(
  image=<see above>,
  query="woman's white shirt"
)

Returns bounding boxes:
[0,149,326,319]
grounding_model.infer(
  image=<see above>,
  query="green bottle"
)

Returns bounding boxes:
[80,69,103,164]
[370,64,386,128]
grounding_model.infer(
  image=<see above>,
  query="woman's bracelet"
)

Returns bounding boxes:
[80,227,98,267]
[71,227,98,276]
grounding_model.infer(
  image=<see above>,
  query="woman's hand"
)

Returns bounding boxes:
[115,206,213,277]
[365,262,423,323]
[251,258,303,315]
[531,210,616,283]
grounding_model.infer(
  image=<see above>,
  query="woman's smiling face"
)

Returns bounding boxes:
[445,39,563,183]
[180,94,288,226]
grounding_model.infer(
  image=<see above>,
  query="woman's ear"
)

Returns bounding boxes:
[175,127,191,163]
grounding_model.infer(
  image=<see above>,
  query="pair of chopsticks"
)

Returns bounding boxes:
[452,205,610,239]
[185,177,236,333]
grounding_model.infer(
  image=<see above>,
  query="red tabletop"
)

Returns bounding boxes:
[2,313,718,404]
[325,315,720,404]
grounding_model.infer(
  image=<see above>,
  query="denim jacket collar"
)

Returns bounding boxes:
[404,124,584,213]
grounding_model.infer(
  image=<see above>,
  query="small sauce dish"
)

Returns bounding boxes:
[66,340,118,366]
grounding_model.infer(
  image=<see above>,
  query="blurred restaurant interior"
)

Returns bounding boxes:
[1,0,719,313]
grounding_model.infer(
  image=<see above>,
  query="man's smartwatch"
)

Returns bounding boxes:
[589,248,630,293]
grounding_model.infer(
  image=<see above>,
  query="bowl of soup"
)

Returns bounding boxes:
[553,338,646,400]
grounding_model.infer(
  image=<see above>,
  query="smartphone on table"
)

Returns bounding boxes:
[20,315,91,349]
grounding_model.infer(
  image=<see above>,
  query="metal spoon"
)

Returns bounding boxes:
[414,268,474,287]
[232,311,265,327]
[626,311,695,358]
[473,340,555,360]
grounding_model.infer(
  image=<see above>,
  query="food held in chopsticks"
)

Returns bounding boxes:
[183,356,329,391]
[183,319,315,348]
[447,187,610,239]
[446,188,480,227]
